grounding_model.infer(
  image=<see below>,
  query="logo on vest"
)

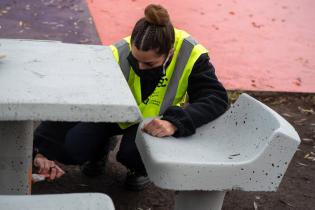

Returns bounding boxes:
[143,92,161,106]
[157,77,168,87]
[142,77,168,106]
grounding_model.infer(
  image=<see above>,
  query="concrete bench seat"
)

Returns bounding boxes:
[0,193,115,210]
[136,93,300,210]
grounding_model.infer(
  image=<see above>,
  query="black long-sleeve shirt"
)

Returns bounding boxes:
[141,53,228,137]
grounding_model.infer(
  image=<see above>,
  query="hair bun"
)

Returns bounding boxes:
[144,4,170,26]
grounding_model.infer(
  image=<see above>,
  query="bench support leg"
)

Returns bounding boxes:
[174,191,226,210]
[0,121,33,195]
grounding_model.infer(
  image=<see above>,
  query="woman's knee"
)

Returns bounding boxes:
[63,129,93,164]
[62,143,88,164]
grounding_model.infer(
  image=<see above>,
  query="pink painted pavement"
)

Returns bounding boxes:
[87,0,315,93]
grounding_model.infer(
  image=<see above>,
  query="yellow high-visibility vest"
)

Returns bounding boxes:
[110,29,208,129]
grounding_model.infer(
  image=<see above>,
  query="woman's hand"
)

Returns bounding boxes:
[33,153,65,181]
[142,119,177,137]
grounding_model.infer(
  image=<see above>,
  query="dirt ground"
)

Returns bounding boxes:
[1,1,314,209]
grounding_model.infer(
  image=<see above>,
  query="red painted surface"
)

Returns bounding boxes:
[87,0,315,93]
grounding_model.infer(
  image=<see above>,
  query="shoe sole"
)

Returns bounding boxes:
[124,178,151,191]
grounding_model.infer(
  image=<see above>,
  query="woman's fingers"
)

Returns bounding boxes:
[55,165,65,178]
[142,119,177,137]
[46,164,65,180]
[35,159,44,173]
[34,153,46,172]
[142,121,155,132]
[143,123,157,136]
[34,154,65,180]
[156,130,168,137]
[150,127,163,137]
[43,160,52,174]
[49,167,57,180]
[143,119,161,133]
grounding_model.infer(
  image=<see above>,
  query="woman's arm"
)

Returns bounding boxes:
[162,53,228,137]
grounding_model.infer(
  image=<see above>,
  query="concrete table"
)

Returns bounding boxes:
[0,39,141,194]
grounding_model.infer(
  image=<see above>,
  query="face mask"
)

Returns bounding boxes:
[127,53,172,80]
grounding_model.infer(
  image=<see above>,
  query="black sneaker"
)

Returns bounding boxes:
[81,157,106,177]
[124,171,150,191]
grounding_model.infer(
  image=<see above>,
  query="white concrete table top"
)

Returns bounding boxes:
[0,39,141,122]
[0,39,141,195]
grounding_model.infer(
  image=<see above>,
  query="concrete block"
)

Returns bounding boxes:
[0,121,33,194]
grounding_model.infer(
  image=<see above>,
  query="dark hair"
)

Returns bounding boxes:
[130,4,175,55]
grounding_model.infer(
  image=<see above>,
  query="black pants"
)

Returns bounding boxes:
[33,122,146,175]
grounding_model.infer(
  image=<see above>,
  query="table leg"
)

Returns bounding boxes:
[0,121,33,195]
[174,190,226,210]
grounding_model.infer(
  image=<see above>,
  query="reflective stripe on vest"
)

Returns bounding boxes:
[114,36,197,115]
[114,39,130,81]
[159,36,196,114]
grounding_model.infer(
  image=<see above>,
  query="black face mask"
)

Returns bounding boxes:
[127,53,168,80]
